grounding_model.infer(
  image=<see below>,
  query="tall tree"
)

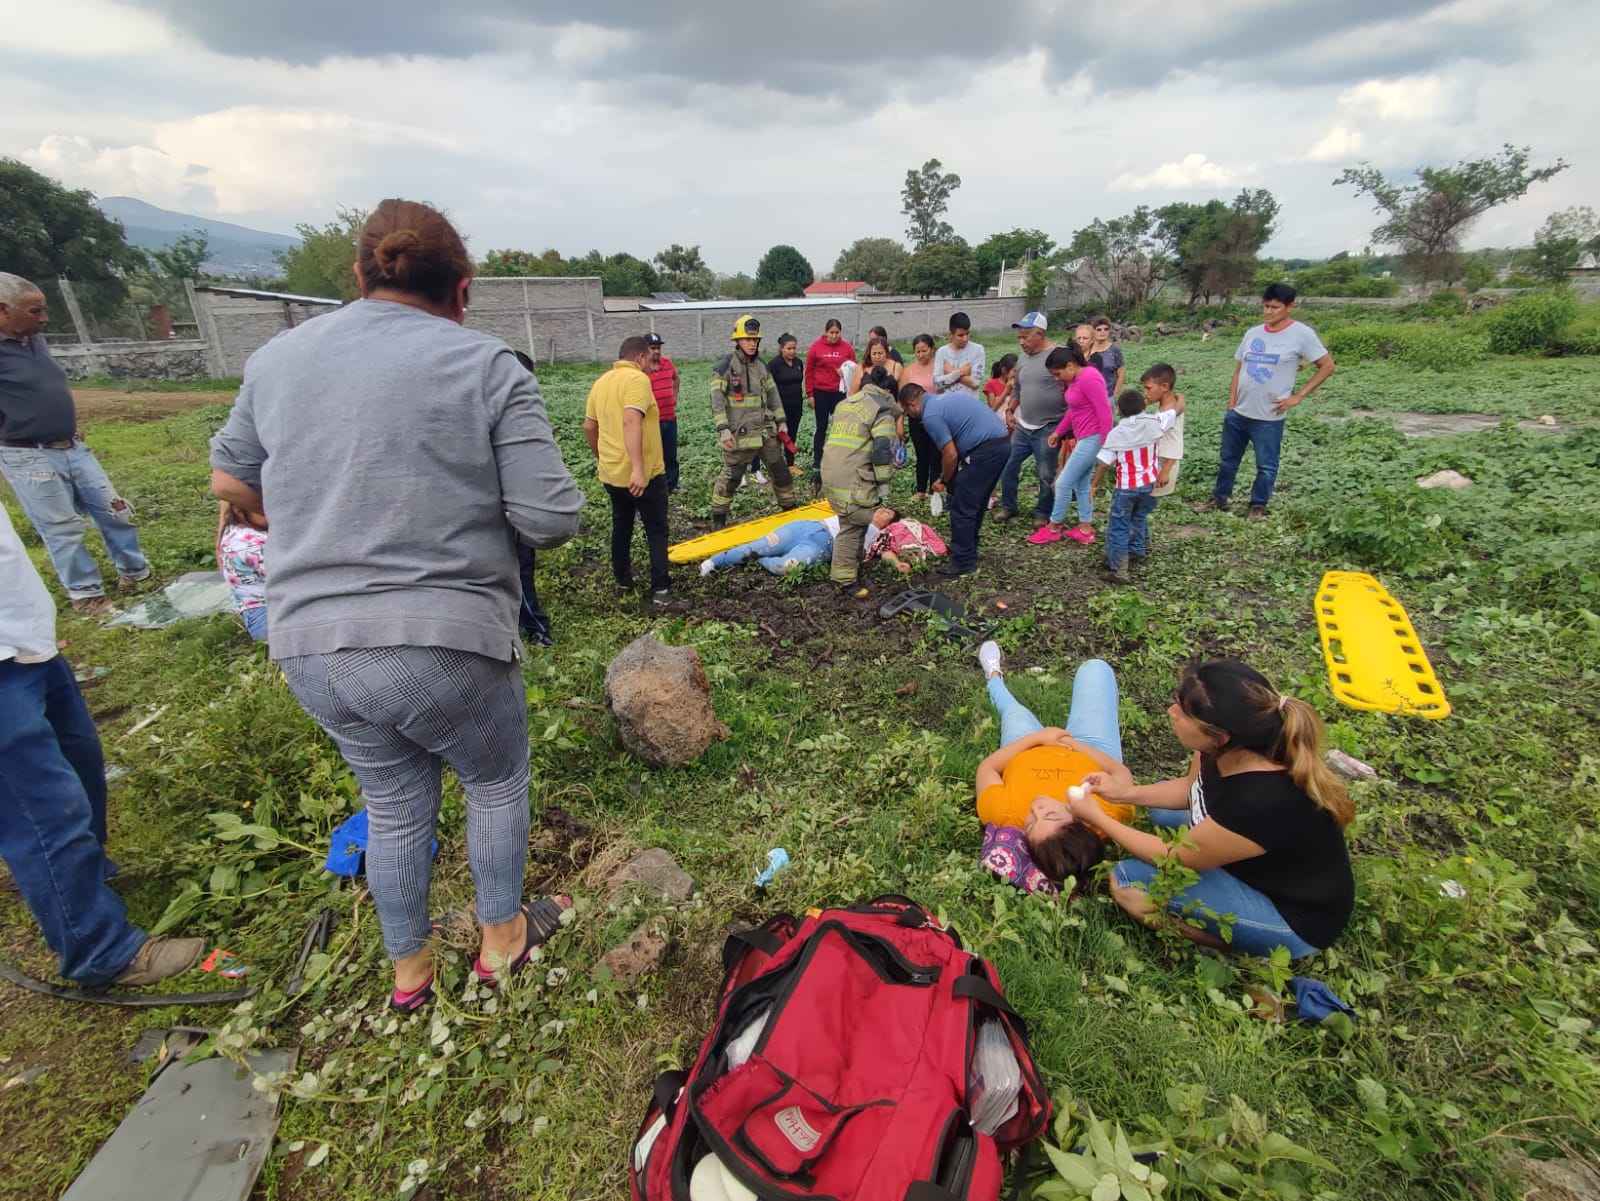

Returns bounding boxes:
[715,272,756,300]
[888,239,983,299]
[973,228,1056,285]
[1530,206,1600,283]
[479,248,567,277]
[146,231,212,280]
[1063,207,1175,314]
[276,207,367,300]
[831,237,909,290]
[1334,144,1567,285]
[0,158,145,319]
[653,243,716,298]
[1157,189,1279,305]
[565,250,661,296]
[901,159,962,250]
[754,244,815,298]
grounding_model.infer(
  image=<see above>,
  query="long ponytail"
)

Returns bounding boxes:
[1176,660,1353,829]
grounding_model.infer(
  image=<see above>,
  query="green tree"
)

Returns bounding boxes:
[479,248,567,277]
[276,207,367,300]
[566,250,661,296]
[653,243,716,298]
[0,158,145,319]
[754,244,815,298]
[888,239,983,298]
[830,237,909,290]
[973,228,1055,285]
[1334,144,1567,285]
[715,272,756,300]
[144,230,212,281]
[1157,189,1279,305]
[1063,207,1175,314]
[1530,206,1599,283]
[901,159,962,250]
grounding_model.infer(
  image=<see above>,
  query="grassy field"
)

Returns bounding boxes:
[2,308,1599,1201]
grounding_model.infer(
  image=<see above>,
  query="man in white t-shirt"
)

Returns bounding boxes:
[1200,283,1335,520]
[0,504,203,988]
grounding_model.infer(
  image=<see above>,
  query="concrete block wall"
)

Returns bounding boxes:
[188,286,1031,375]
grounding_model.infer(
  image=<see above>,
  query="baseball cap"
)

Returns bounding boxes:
[645,333,664,346]
[1011,311,1047,331]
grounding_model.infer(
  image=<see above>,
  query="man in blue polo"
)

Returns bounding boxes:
[898,383,1010,577]
[0,274,150,615]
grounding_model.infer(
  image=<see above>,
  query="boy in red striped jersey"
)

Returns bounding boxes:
[1090,389,1185,584]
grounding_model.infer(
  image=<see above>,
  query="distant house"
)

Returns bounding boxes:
[802,280,879,298]
[1569,251,1600,277]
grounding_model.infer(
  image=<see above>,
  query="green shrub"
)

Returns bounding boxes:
[1324,323,1483,372]
[1407,290,1468,320]
[1548,303,1600,357]
[1485,291,1578,354]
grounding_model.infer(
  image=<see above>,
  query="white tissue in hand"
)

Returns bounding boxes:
[1067,785,1086,803]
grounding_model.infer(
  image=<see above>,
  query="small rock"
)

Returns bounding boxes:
[1539,414,1558,426]
[2,1066,46,1091]
[1122,325,1142,342]
[1175,364,1188,376]
[610,848,695,902]
[1325,749,1378,782]
[1507,1155,1600,1201]
[604,635,731,767]
[594,921,671,983]
[1416,469,1474,490]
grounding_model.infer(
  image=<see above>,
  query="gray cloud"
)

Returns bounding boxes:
[124,0,1508,99]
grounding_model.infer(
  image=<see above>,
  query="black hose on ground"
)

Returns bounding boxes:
[0,958,255,1008]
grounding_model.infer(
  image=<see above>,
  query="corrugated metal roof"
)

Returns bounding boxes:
[194,284,341,305]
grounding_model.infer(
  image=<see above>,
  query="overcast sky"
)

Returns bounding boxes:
[8,0,1598,276]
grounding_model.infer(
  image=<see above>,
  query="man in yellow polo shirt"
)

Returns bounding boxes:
[584,336,672,605]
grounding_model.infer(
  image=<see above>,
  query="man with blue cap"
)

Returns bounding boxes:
[994,311,1064,527]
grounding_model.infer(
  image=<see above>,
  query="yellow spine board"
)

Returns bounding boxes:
[1315,571,1450,719]
[668,500,835,564]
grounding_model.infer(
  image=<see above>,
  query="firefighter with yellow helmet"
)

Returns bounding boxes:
[709,315,797,529]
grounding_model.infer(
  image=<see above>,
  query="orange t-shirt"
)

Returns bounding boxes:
[976,745,1135,836]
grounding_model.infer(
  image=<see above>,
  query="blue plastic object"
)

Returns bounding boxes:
[324,809,437,878]
[1289,975,1356,1023]
[754,848,790,888]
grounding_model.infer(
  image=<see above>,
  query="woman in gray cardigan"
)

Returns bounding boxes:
[210,200,584,1011]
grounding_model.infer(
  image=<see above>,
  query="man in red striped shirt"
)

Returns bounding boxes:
[1090,390,1184,584]
[645,334,681,492]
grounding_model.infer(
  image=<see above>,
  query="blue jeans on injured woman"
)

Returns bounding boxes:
[0,441,150,599]
[707,519,833,575]
[986,658,1122,760]
[1048,433,1103,526]
[1111,858,1320,958]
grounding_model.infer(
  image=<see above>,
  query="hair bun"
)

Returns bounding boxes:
[374,229,423,279]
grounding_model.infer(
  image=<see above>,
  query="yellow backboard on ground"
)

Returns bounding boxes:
[667,500,835,564]
[1315,571,1450,719]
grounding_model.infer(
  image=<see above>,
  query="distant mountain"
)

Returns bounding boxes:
[96,197,299,278]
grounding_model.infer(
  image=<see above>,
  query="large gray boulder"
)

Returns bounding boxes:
[603,635,730,767]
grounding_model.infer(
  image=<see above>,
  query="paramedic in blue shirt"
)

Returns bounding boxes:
[1200,283,1335,521]
[898,384,1009,577]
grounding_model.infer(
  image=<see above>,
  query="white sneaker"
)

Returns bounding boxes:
[977,640,1003,677]
[700,559,717,577]
[751,469,769,485]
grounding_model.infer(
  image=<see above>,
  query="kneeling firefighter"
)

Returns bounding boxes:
[710,315,797,529]
[822,364,903,597]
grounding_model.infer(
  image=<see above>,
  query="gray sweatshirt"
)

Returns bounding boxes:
[209,299,584,661]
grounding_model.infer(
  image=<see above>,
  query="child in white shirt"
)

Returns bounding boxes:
[1090,390,1183,584]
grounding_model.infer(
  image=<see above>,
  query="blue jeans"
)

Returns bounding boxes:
[708,519,833,574]
[279,646,532,961]
[0,441,150,599]
[998,424,1058,520]
[986,659,1122,760]
[1212,410,1286,510]
[0,656,145,986]
[241,605,269,642]
[1111,859,1321,957]
[661,418,679,491]
[1106,486,1159,571]
[516,543,552,645]
[1049,433,1103,525]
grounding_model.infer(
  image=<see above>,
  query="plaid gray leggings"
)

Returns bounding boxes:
[280,646,531,960]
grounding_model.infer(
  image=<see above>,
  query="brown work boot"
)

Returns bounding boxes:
[70,596,113,616]
[992,508,1017,523]
[1194,497,1227,513]
[116,572,150,590]
[114,936,205,987]
[1246,506,1267,521]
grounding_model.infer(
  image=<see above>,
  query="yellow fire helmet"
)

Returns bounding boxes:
[730,315,762,341]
